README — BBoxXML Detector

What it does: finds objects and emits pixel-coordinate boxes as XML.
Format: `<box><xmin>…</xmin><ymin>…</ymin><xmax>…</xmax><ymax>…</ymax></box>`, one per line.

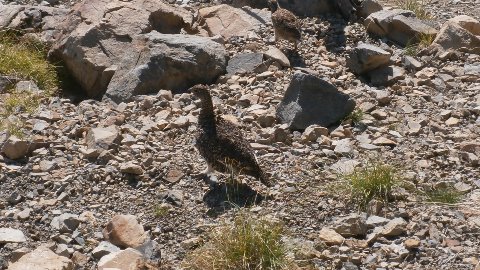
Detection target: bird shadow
<box><xmin>203</xmin><ymin>181</ymin><xmax>264</xmax><ymax>215</ymax></box>
<box><xmin>283</xmin><ymin>49</ymin><xmax>306</xmax><ymax>68</ymax></box>
<box><xmin>321</xmin><ymin>15</ymin><xmax>348</xmax><ymax>54</ymax></box>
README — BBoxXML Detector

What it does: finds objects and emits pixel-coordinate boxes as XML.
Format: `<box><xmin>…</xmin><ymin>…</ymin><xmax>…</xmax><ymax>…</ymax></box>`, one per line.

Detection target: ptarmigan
<box><xmin>189</xmin><ymin>84</ymin><xmax>273</xmax><ymax>187</ymax></box>
<box><xmin>269</xmin><ymin>0</ymin><xmax>302</xmax><ymax>50</ymax></box>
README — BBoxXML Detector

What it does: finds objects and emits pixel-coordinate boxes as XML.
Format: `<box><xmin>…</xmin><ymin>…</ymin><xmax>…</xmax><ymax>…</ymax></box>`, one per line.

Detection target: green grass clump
<box><xmin>184</xmin><ymin>212</ymin><xmax>290</xmax><ymax>270</ymax></box>
<box><xmin>396</xmin><ymin>0</ymin><xmax>431</xmax><ymax>20</ymax></box>
<box><xmin>345</xmin><ymin>162</ymin><xmax>399</xmax><ymax>209</ymax></box>
<box><xmin>0</xmin><ymin>31</ymin><xmax>59</xmax><ymax>94</ymax></box>
<box><xmin>0</xmin><ymin>120</ymin><xmax>25</xmax><ymax>138</ymax></box>
<box><xmin>426</xmin><ymin>186</ymin><xmax>462</xmax><ymax>204</ymax></box>
<box><xmin>343</xmin><ymin>108</ymin><xmax>364</xmax><ymax>126</ymax></box>
<box><xmin>153</xmin><ymin>204</ymin><xmax>170</xmax><ymax>218</ymax></box>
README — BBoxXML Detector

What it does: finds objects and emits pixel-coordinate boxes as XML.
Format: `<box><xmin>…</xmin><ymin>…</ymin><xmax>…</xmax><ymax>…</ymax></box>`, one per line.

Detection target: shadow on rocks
<box><xmin>203</xmin><ymin>182</ymin><xmax>264</xmax><ymax>214</ymax></box>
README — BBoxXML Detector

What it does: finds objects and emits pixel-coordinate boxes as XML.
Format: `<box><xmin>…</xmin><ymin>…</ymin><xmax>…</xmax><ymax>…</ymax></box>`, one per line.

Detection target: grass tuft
<box><xmin>345</xmin><ymin>162</ymin><xmax>399</xmax><ymax>209</ymax></box>
<box><xmin>426</xmin><ymin>186</ymin><xmax>462</xmax><ymax>204</ymax></box>
<box><xmin>153</xmin><ymin>203</ymin><xmax>171</xmax><ymax>218</ymax></box>
<box><xmin>343</xmin><ymin>108</ymin><xmax>364</xmax><ymax>126</ymax></box>
<box><xmin>184</xmin><ymin>211</ymin><xmax>290</xmax><ymax>270</ymax></box>
<box><xmin>396</xmin><ymin>0</ymin><xmax>431</xmax><ymax>20</ymax></box>
<box><xmin>0</xmin><ymin>31</ymin><xmax>59</xmax><ymax>95</ymax></box>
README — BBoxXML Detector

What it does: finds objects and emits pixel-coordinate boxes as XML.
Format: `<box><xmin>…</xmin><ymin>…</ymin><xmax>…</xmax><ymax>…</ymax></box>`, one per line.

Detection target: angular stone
<box><xmin>430</xmin><ymin>21</ymin><xmax>480</xmax><ymax>55</ymax></box>
<box><xmin>92</xmin><ymin>241</ymin><xmax>121</xmax><ymax>259</ymax></box>
<box><xmin>366</xmin><ymin>215</ymin><xmax>390</xmax><ymax>229</ymax></box>
<box><xmin>50</xmin><ymin>213</ymin><xmax>81</xmax><ymax>234</ymax></box>
<box><xmin>381</xmin><ymin>218</ymin><xmax>407</xmax><ymax>236</ymax></box>
<box><xmin>85</xmin><ymin>126</ymin><xmax>120</xmax><ymax>150</ymax></box>
<box><xmin>97</xmin><ymin>248</ymin><xmax>144</xmax><ymax>270</ymax></box>
<box><xmin>333</xmin><ymin>214</ymin><xmax>368</xmax><ymax>237</ymax></box>
<box><xmin>264</xmin><ymin>46</ymin><xmax>290</xmax><ymax>67</ymax></box>
<box><xmin>119</xmin><ymin>162</ymin><xmax>144</xmax><ymax>175</ymax></box>
<box><xmin>227</xmin><ymin>53</ymin><xmax>265</xmax><ymax>75</ymax></box>
<box><xmin>346</xmin><ymin>43</ymin><xmax>391</xmax><ymax>74</ymax></box>
<box><xmin>197</xmin><ymin>5</ymin><xmax>271</xmax><ymax>39</ymax></box>
<box><xmin>447</xmin><ymin>15</ymin><xmax>480</xmax><ymax>36</ymax></box>
<box><xmin>8</xmin><ymin>246</ymin><xmax>73</xmax><ymax>270</ymax></box>
<box><xmin>358</xmin><ymin>0</ymin><xmax>383</xmax><ymax>18</ymax></box>
<box><xmin>404</xmin><ymin>238</ymin><xmax>421</xmax><ymax>249</ymax></box>
<box><xmin>0</xmin><ymin>228</ymin><xmax>27</xmax><ymax>243</ymax></box>
<box><xmin>318</xmin><ymin>227</ymin><xmax>345</xmax><ymax>246</ymax></box>
<box><xmin>302</xmin><ymin>125</ymin><xmax>329</xmax><ymax>142</ymax></box>
<box><xmin>369</xmin><ymin>65</ymin><xmax>406</xmax><ymax>86</ymax></box>
<box><xmin>1</xmin><ymin>136</ymin><xmax>29</xmax><ymax>160</ymax></box>
<box><xmin>276</xmin><ymin>72</ymin><xmax>355</xmax><ymax>130</ymax></box>
<box><xmin>103</xmin><ymin>215</ymin><xmax>148</xmax><ymax>248</ymax></box>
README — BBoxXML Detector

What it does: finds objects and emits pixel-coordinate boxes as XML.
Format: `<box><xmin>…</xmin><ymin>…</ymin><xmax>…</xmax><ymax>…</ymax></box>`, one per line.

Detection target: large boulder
<box><xmin>276</xmin><ymin>72</ymin><xmax>356</xmax><ymax>130</ymax></box>
<box><xmin>365</xmin><ymin>9</ymin><xmax>437</xmax><ymax>46</ymax></box>
<box><xmin>429</xmin><ymin>21</ymin><xmax>480</xmax><ymax>55</ymax></box>
<box><xmin>8</xmin><ymin>246</ymin><xmax>73</xmax><ymax>270</ymax></box>
<box><xmin>196</xmin><ymin>5</ymin><xmax>271</xmax><ymax>39</ymax></box>
<box><xmin>0</xmin><ymin>5</ymin><xmax>68</xmax><ymax>43</ymax></box>
<box><xmin>346</xmin><ymin>43</ymin><xmax>391</xmax><ymax>74</ymax></box>
<box><xmin>103</xmin><ymin>32</ymin><xmax>227</xmax><ymax>103</ymax></box>
<box><xmin>50</xmin><ymin>0</ymin><xmax>194</xmax><ymax>99</ymax></box>
<box><xmin>447</xmin><ymin>15</ymin><xmax>480</xmax><ymax>36</ymax></box>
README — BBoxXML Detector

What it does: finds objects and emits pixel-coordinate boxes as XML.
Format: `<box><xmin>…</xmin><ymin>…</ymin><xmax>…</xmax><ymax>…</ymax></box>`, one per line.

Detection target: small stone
<box><xmin>16</xmin><ymin>208</ymin><xmax>31</xmax><ymax>221</ymax></box>
<box><xmin>333</xmin><ymin>214</ymin><xmax>368</xmax><ymax>237</ymax></box>
<box><xmin>445</xmin><ymin>117</ymin><xmax>460</xmax><ymax>126</ymax></box>
<box><xmin>8</xmin><ymin>246</ymin><xmax>73</xmax><ymax>270</ymax></box>
<box><xmin>119</xmin><ymin>162</ymin><xmax>144</xmax><ymax>175</ymax></box>
<box><xmin>97</xmin><ymin>248</ymin><xmax>144</xmax><ymax>270</ymax></box>
<box><xmin>381</xmin><ymin>218</ymin><xmax>407</xmax><ymax>236</ymax></box>
<box><xmin>0</xmin><ymin>228</ymin><xmax>27</xmax><ymax>243</ymax></box>
<box><xmin>1</xmin><ymin>136</ymin><xmax>29</xmax><ymax>160</ymax></box>
<box><xmin>92</xmin><ymin>241</ymin><xmax>121</xmax><ymax>259</ymax></box>
<box><xmin>366</xmin><ymin>216</ymin><xmax>389</xmax><ymax>229</ymax></box>
<box><xmin>180</xmin><ymin>237</ymin><xmax>202</xmax><ymax>250</ymax></box>
<box><xmin>103</xmin><ymin>215</ymin><xmax>148</xmax><ymax>248</ymax></box>
<box><xmin>404</xmin><ymin>238</ymin><xmax>420</xmax><ymax>249</ymax></box>
<box><xmin>318</xmin><ymin>227</ymin><xmax>345</xmax><ymax>246</ymax></box>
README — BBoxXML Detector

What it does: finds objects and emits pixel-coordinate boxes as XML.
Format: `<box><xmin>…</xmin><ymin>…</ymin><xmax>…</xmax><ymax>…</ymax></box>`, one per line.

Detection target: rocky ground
<box><xmin>0</xmin><ymin>0</ymin><xmax>479</xmax><ymax>269</ymax></box>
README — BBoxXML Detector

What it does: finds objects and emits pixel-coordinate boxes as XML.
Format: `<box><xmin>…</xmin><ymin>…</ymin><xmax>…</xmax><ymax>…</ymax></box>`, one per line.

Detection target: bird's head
<box><xmin>268</xmin><ymin>0</ymin><xmax>279</xmax><ymax>12</ymax></box>
<box><xmin>189</xmin><ymin>84</ymin><xmax>211</xmax><ymax>102</ymax></box>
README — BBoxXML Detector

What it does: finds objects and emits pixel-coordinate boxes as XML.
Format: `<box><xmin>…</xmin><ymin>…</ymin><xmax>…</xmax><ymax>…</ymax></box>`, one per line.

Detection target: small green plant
<box><xmin>426</xmin><ymin>186</ymin><xmax>462</xmax><ymax>204</ymax></box>
<box><xmin>345</xmin><ymin>162</ymin><xmax>399</xmax><ymax>209</ymax></box>
<box><xmin>343</xmin><ymin>108</ymin><xmax>364</xmax><ymax>125</ymax></box>
<box><xmin>404</xmin><ymin>44</ymin><xmax>418</xmax><ymax>56</ymax></box>
<box><xmin>0</xmin><ymin>120</ymin><xmax>25</xmax><ymax>138</ymax></box>
<box><xmin>417</xmin><ymin>32</ymin><xmax>435</xmax><ymax>48</ymax></box>
<box><xmin>396</xmin><ymin>0</ymin><xmax>431</xmax><ymax>20</ymax></box>
<box><xmin>0</xmin><ymin>31</ymin><xmax>59</xmax><ymax>94</ymax></box>
<box><xmin>153</xmin><ymin>204</ymin><xmax>171</xmax><ymax>218</ymax></box>
<box><xmin>184</xmin><ymin>211</ymin><xmax>290</xmax><ymax>270</ymax></box>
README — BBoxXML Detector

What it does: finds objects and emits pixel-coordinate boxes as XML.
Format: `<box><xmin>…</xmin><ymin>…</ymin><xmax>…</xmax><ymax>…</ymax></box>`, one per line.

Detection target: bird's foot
<box><xmin>193</xmin><ymin>173</ymin><xmax>219</xmax><ymax>187</ymax></box>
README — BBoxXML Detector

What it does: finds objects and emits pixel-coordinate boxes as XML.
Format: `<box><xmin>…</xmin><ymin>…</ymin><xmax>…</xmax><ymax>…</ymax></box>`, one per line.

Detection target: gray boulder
<box><xmin>276</xmin><ymin>72</ymin><xmax>356</xmax><ymax>130</ymax></box>
<box><xmin>346</xmin><ymin>43</ymin><xmax>391</xmax><ymax>74</ymax></box>
<box><xmin>50</xmin><ymin>0</ymin><xmax>194</xmax><ymax>99</ymax></box>
<box><xmin>358</xmin><ymin>0</ymin><xmax>383</xmax><ymax>18</ymax></box>
<box><xmin>103</xmin><ymin>32</ymin><xmax>227</xmax><ymax>103</ymax></box>
<box><xmin>429</xmin><ymin>21</ymin><xmax>480</xmax><ymax>55</ymax></box>
<box><xmin>227</xmin><ymin>53</ymin><xmax>265</xmax><ymax>75</ymax></box>
<box><xmin>365</xmin><ymin>9</ymin><xmax>437</xmax><ymax>46</ymax></box>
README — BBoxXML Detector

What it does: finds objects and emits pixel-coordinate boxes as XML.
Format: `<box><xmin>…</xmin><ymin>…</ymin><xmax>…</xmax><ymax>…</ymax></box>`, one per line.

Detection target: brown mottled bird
<box><xmin>269</xmin><ymin>0</ymin><xmax>302</xmax><ymax>50</ymax></box>
<box><xmin>189</xmin><ymin>84</ymin><xmax>273</xmax><ymax>187</ymax></box>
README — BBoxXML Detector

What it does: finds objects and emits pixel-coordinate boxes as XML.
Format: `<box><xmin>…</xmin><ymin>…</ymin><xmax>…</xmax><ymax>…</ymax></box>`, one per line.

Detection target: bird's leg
<box><xmin>294</xmin><ymin>40</ymin><xmax>298</xmax><ymax>51</ymax></box>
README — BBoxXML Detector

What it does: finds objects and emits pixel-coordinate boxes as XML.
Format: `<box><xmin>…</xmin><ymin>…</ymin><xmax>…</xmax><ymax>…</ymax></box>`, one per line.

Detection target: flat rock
<box><xmin>227</xmin><ymin>53</ymin><xmax>265</xmax><ymax>75</ymax></box>
<box><xmin>8</xmin><ymin>246</ymin><xmax>73</xmax><ymax>270</ymax></box>
<box><xmin>333</xmin><ymin>214</ymin><xmax>368</xmax><ymax>237</ymax></box>
<box><xmin>369</xmin><ymin>65</ymin><xmax>406</xmax><ymax>86</ymax></box>
<box><xmin>85</xmin><ymin>126</ymin><xmax>121</xmax><ymax>150</ymax></box>
<box><xmin>430</xmin><ymin>21</ymin><xmax>480</xmax><ymax>55</ymax></box>
<box><xmin>447</xmin><ymin>15</ymin><xmax>480</xmax><ymax>36</ymax></box>
<box><xmin>381</xmin><ymin>218</ymin><xmax>407</xmax><ymax>237</ymax></box>
<box><xmin>276</xmin><ymin>72</ymin><xmax>355</xmax><ymax>130</ymax></box>
<box><xmin>97</xmin><ymin>248</ymin><xmax>144</xmax><ymax>270</ymax></box>
<box><xmin>0</xmin><ymin>228</ymin><xmax>26</xmax><ymax>243</ymax></box>
<box><xmin>1</xmin><ymin>136</ymin><xmax>29</xmax><ymax>160</ymax></box>
<box><xmin>119</xmin><ymin>162</ymin><xmax>144</xmax><ymax>175</ymax></box>
<box><xmin>51</xmin><ymin>213</ymin><xmax>81</xmax><ymax>233</ymax></box>
<box><xmin>92</xmin><ymin>241</ymin><xmax>121</xmax><ymax>259</ymax></box>
<box><xmin>346</xmin><ymin>43</ymin><xmax>391</xmax><ymax>74</ymax></box>
<box><xmin>264</xmin><ymin>46</ymin><xmax>290</xmax><ymax>67</ymax></box>
<box><xmin>318</xmin><ymin>227</ymin><xmax>345</xmax><ymax>246</ymax></box>
<box><xmin>103</xmin><ymin>215</ymin><xmax>148</xmax><ymax>248</ymax></box>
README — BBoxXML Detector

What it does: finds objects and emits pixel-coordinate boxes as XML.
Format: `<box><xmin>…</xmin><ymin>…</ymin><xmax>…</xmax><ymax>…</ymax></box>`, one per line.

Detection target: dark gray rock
<box><xmin>276</xmin><ymin>72</ymin><xmax>356</xmax><ymax>130</ymax></box>
<box><xmin>227</xmin><ymin>53</ymin><xmax>265</xmax><ymax>75</ymax></box>
<box><xmin>369</xmin><ymin>65</ymin><xmax>406</xmax><ymax>86</ymax></box>
<box><xmin>346</xmin><ymin>43</ymin><xmax>391</xmax><ymax>74</ymax></box>
<box><xmin>103</xmin><ymin>32</ymin><xmax>227</xmax><ymax>103</ymax></box>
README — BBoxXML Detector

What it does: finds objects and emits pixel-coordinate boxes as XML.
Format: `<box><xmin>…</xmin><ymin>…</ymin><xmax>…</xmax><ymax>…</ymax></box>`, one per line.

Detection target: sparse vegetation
<box><xmin>426</xmin><ymin>186</ymin><xmax>462</xmax><ymax>204</ymax></box>
<box><xmin>184</xmin><ymin>211</ymin><xmax>290</xmax><ymax>270</ymax></box>
<box><xmin>153</xmin><ymin>204</ymin><xmax>171</xmax><ymax>218</ymax></box>
<box><xmin>0</xmin><ymin>31</ymin><xmax>59</xmax><ymax>137</ymax></box>
<box><xmin>345</xmin><ymin>162</ymin><xmax>399</xmax><ymax>209</ymax></box>
<box><xmin>343</xmin><ymin>108</ymin><xmax>364</xmax><ymax>126</ymax></box>
<box><xmin>396</xmin><ymin>0</ymin><xmax>431</xmax><ymax>20</ymax></box>
<box><xmin>404</xmin><ymin>44</ymin><xmax>418</xmax><ymax>56</ymax></box>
